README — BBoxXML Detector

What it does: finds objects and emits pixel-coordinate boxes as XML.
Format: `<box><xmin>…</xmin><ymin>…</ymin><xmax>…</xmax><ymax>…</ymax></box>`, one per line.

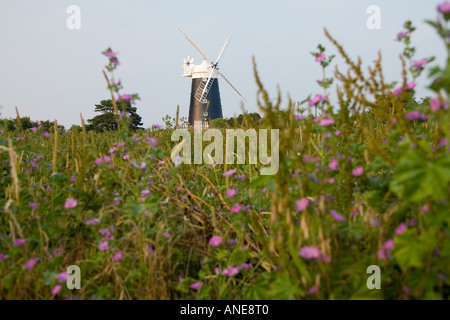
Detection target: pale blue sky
<box><xmin>0</xmin><ymin>0</ymin><xmax>447</xmax><ymax>128</ymax></box>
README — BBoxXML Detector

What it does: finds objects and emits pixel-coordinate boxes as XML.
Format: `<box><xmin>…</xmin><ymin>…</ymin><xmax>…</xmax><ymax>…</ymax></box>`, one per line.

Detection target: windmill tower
<box><xmin>179</xmin><ymin>27</ymin><xmax>247</xmax><ymax>127</ymax></box>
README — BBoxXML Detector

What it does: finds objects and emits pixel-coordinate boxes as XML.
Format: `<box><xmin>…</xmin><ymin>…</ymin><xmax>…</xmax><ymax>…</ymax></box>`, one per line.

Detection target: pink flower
<box><xmin>222</xmin><ymin>169</ymin><xmax>237</xmax><ymax>177</ymax></box>
<box><xmin>429</xmin><ymin>99</ymin><xmax>449</xmax><ymax>112</ymax></box>
<box><xmin>294</xmin><ymin>115</ymin><xmax>304</xmax><ymax>121</ymax></box>
<box><xmin>141</xmin><ymin>189</ymin><xmax>152</xmax><ymax>196</ymax></box>
<box><xmin>383</xmin><ymin>239</ymin><xmax>394</xmax><ymax>251</ymax></box>
<box><xmin>24</xmin><ymin>258</ymin><xmax>38</xmax><ymax>270</ymax></box>
<box><xmin>329</xmin><ymin>157</ymin><xmax>339</xmax><ymax>170</ymax></box>
<box><xmin>371</xmin><ymin>219</ymin><xmax>381</xmax><ymax>227</ymax></box>
<box><xmin>14</xmin><ymin>239</ymin><xmax>26</xmax><ymax>247</ymax></box>
<box><xmin>226</xmin><ymin>188</ymin><xmax>236</xmax><ymax>197</ymax></box>
<box><xmin>307</xmin><ymin>285</ymin><xmax>318</xmax><ymax>295</ymax></box>
<box><xmin>147</xmin><ymin>137</ymin><xmax>158</xmax><ymax>147</ymax></box>
<box><xmin>315</xmin><ymin>53</ymin><xmax>326</xmax><ymax>62</ymax></box>
<box><xmin>393</xmin><ymin>87</ymin><xmax>403</xmax><ymax>97</ymax></box>
<box><xmin>222</xmin><ymin>265</ymin><xmax>240</xmax><ymax>277</ymax></box>
<box><xmin>164</xmin><ymin>233</ymin><xmax>171</xmax><ymax>238</ymax></box>
<box><xmin>352</xmin><ymin>167</ymin><xmax>364</xmax><ymax>176</ymax></box>
<box><xmin>405</xmin><ymin>111</ymin><xmax>428</xmax><ymax>121</ymax></box>
<box><xmin>335</xmin><ymin>130</ymin><xmax>341</xmax><ymax>136</ymax></box>
<box><xmin>56</xmin><ymin>272</ymin><xmax>70</xmax><ymax>283</ymax></box>
<box><xmin>299</xmin><ymin>245</ymin><xmax>321</xmax><ymax>259</ymax></box>
<box><xmin>406</xmin><ymin>82</ymin><xmax>417</xmax><ymax>90</ymax></box>
<box><xmin>230</xmin><ymin>204</ymin><xmax>244</xmax><ymax>213</ymax></box>
<box><xmin>309</xmin><ymin>94</ymin><xmax>327</xmax><ymax>107</ymax></box>
<box><xmin>98</xmin><ymin>241</ymin><xmax>109</xmax><ymax>251</ymax></box>
<box><xmin>113</xmin><ymin>251</ymin><xmax>123</xmax><ymax>262</ymax></box>
<box><xmin>397</xmin><ymin>31</ymin><xmax>410</xmax><ymax>39</ymax></box>
<box><xmin>295</xmin><ymin>198</ymin><xmax>310</xmax><ymax>211</ymax></box>
<box><xmin>30</xmin><ymin>127</ymin><xmax>38</xmax><ymax>133</ymax></box>
<box><xmin>158</xmin><ymin>160</ymin><xmax>164</xmax><ymax>165</ymax></box>
<box><xmin>328</xmin><ymin>178</ymin><xmax>335</xmax><ymax>184</ymax></box>
<box><xmin>330</xmin><ymin>210</ymin><xmax>346</xmax><ymax>222</ymax></box>
<box><xmin>123</xmin><ymin>154</ymin><xmax>130</xmax><ymax>160</ymax></box>
<box><xmin>209</xmin><ymin>236</ymin><xmax>222</xmax><ymax>247</ymax></box>
<box><xmin>29</xmin><ymin>202</ymin><xmax>39</xmax><ymax>210</ymax></box>
<box><xmin>103</xmin><ymin>156</ymin><xmax>112</xmax><ymax>163</ymax></box>
<box><xmin>0</xmin><ymin>253</ymin><xmax>8</xmax><ymax>261</ymax></box>
<box><xmin>51</xmin><ymin>284</ymin><xmax>62</xmax><ymax>295</ymax></box>
<box><xmin>109</xmin><ymin>146</ymin><xmax>117</xmax><ymax>153</ymax></box>
<box><xmin>190</xmin><ymin>282</ymin><xmax>204</xmax><ymax>290</ymax></box>
<box><xmin>104</xmin><ymin>49</ymin><xmax>118</xmax><ymax>58</ymax></box>
<box><xmin>395</xmin><ymin>223</ymin><xmax>407</xmax><ymax>235</ymax></box>
<box><xmin>95</xmin><ymin>158</ymin><xmax>103</xmax><ymax>165</ymax></box>
<box><xmin>43</xmin><ymin>131</ymin><xmax>50</xmax><ymax>138</ymax></box>
<box><xmin>64</xmin><ymin>198</ymin><xmax>77</xmax><ymax>209</ymax></box>
<box><xmin>117</xmin><ymin>141</ymin><xmax>125</xmax><ymax>147</ymax></box>
<box><xmin>85</xmin><ymin>218</ymin><xmax>100</xmax><ymax>225</ymax></box>
<box><xmin>438</xmin><ymin>1</ymin><xmax>450</xmax><ymax>13</ymax></box>
<box><xmin>319</xmin><ymin>118</ymin><xmax>334</xmax><ymax>126</ymax></box>
<box><xmin>413</xmin><ymin>59</ymin><xmax>428</xmax><ymax>69</ymax></box>
<box><xmin>378</xmin><ymin>239</ymin><xmax>394</xmax><ymax>260</ymax></box>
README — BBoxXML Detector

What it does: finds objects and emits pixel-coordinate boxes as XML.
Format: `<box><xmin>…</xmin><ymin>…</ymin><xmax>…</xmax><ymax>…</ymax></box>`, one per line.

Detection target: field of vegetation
<box><xmin>0</xmin><ymin>4</ymin><xmax>449</xmax><ymax>300</ymax></box>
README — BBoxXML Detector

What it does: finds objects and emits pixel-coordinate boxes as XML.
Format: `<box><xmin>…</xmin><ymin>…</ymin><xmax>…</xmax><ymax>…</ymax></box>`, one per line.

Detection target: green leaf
<box><xmin>390</xmin><ymin>149</ymin><xmax>450</xmax><ymax>202</ymax></box>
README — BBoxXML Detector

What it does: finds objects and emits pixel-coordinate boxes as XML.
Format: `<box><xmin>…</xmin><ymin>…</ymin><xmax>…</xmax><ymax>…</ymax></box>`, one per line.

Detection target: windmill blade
<box><xmin>178</xmin><ymin>26</ymin><xmax>213</xmax><ymax>66</ymax></box>
<box><xmin>217</xmin><ymin>70</ymin><xmax>248</xmax><ymax>104</ymax></box>
<box><xmin>215</xmin><ymin>34</ymin><xmax>231</xmax><ymax>66</ymax></box>
<box><xmin>195</xmin><ymin>69</ymin><xmax>216</xmax><ymax>103</ymax></box>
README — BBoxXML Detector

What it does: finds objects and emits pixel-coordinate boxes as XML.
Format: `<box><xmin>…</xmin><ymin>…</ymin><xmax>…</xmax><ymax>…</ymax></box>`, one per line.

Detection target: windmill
<box><xmin>179</xmin><ymin>27</ymin><xmax>247</xmax><ymax>127</ymax></box>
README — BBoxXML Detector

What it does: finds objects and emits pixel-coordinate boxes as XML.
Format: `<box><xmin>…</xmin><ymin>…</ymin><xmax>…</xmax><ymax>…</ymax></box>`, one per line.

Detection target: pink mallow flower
<box><xmin>378</xmin><ymin>239</ymin><xmax>394</xmax><ymax>260</ymax></box>
<box><xmin>352</xmin><ymin>167</ymin><xmax>364</xmax><ymax>176</ymax></box>
<box><xmin>299</xmin><ymin>245</ymin><xmax>321</xmax><ymax>259</ymax></box>
<box><xmin>222</xmin><ymin>169</ymin><xmax>237</xmax><ymax>177</ymax></box>
<box><xmin>405</xmin><ymin>111</ymin><xmax>428</xmax><ymax>121</ymax></box>
<box><xmin>56</xmin><ymin>272</ymin><xmax>71</xmax><ymax>283</ymax></box>
<box><xmin>24</xmin><ymin>258</ymin><xmax>38</xmax><ymax>270</ymax></box>
<box><xmin>14</xmin><ymin>238</ymin><xmax>26</xmax><ymax>247</ymax></box>
<box><xmin>395</xmin><ymin>223</ymin><xmax>407</xmax><ymax>235</ymax></box>
<box><xmin>295</xmin><ymin>198</ymin><xmax>310</xmax><ymax>212</ymax></box>
<box><xmin>393</xmin><ymin>82</ymin><xmax>417</xmax><ymax>97</ymax></box>
<box><xmin>209</xmin><ymin>236</ymin><xmax>222</xmax><ymax>247</ymax></box>
<box><xmin>190</xmin><ymin>282</ymin><xmax>204</xmax><ymax>290</ymax></box>
<box><xmin>429</xmin><ymin>99</ymin><xmax>449</xmax><ymax>112</ymax></box>
<box><xmin>309</xmin><ymin>94</ymin><xmax>327</xmax><ymax>107</ymax></box>
<box><xmin>230</xmin><ymin>204</ymin><xmax>244</xmax><ymax>213</ymax></box>
<box><xmin>329</xmin><ymin>157</ymin><xmax>339</xmax><ymax>171</ymax></box>
<box><xmin>222</xmin><ymin>265</ymin><xmax>240</xmax><ymax>277</ymax></box>
<box><xmin>51</xmin><ymin>284</ymin><xmax>62</xmax><ymax>295</ymax></box>
<box><xmin>226</xmin><ymin>188</ymin><xmax>236</xmax><ymax>197</ymax></box>
<box><xmin>413</xmin><ymin>59</ymin><xmax>428</xmax><ymax>69</ymax></box>
<box><xmin>113</xmin><ymin>251</ymin><xmax>123</xmax><ymax>262</ymax></box>
<box><xmin>438</xmin><ymin>1</ymin><xmax>450</xmax><ymax>13</ymax></box>
<box><xmin>64</xmin><ymin>198</ymin><xmax>77</xmax><ymax>209</ymax></box>
<box><xmin>85</xmin><ymin>218</ymin><xmax>100</xmax><ymax>225</ymax></box>
<box><xmin>315</xmin><ymin>53</ymin><xmax>326</xmax><ymax>63</ymax></box>
<box><xmin>98</xmin><ymin>241</ymin><xmax>109</xmax><ymax>251</ymax></box>
<box><xmin>330</xmin><ymin>210</ymin><xmax>346</xmax><ymax>222</ymax></box>
<box><xmin>397</xmin><ymin>31</ymin><xmax>410</xmax><ymax>39</ymax></box>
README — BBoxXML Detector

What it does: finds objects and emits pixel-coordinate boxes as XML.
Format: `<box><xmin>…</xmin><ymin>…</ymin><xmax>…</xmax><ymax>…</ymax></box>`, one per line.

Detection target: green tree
<box><xmin>87</xmin><ymin>99</ymin><xmax>143</xmax><ymax>132</ymax></box>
